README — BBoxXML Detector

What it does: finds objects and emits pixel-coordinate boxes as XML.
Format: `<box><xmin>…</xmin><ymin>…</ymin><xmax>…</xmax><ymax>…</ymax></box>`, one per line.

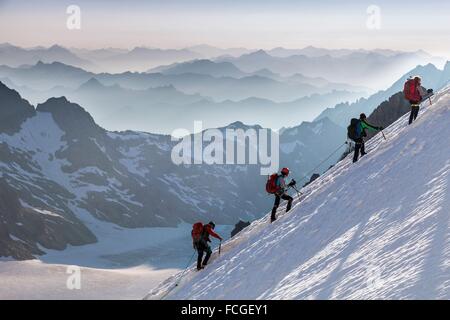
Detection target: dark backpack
<box><xmin>266</xmin><ymin>174</ymin><xmax>280</xmax><ymax>194</ymax></box>
<box><xmin>191</xmin><ymin>222</ymin><xmax>204</xmax><ymax>243</ymax></box>
<box><xmin>347</xmin><ymin>118</ymin><xmax>361</xmax><ymax>141</ymax></box>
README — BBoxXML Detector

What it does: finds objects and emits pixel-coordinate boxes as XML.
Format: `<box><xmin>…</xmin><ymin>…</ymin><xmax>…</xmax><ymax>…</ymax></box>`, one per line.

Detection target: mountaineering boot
<box><xmin>197</xmin><ymin>265</ymin><xmax>204</xmax><ymax>271</ymax></box>
<box><xmin>270</xmin><ymin>207</ymin><xmax>277</xmax><ymax>223</ymax></box>
<box><xmin>286</xmin><ymin>199</ymin><xmax>293</xmax><ymax>212</ymax></box>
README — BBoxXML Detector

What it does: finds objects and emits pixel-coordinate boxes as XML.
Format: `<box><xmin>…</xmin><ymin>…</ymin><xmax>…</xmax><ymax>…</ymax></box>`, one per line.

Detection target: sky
<box><xmin>1</xmin><ymin>0</ymin><xmax>450</xmax><ymax>56</ymax></box>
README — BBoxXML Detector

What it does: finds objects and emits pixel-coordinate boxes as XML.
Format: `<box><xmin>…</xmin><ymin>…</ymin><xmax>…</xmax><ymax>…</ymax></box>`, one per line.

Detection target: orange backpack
<box><xmin>266</xmin><ymin>174</ymin><xmax>280</xmax><ymax>194</ymax></box>
<box><xmin>191</xmin><ymin>222</ymin><xmax>204</xmax><ymax>243</ymax></box>
<box><xmin>403</xmin><ymin>78</ymin><xmax>416</xmax><ymax>101</ymax></box>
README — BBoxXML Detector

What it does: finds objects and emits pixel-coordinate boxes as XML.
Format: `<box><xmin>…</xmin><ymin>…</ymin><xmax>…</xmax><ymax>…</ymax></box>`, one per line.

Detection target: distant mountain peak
<box><xmin>36</xmin><ymin>96</ymin><xmax>103</xmax><ymax>137</ymax></box>
<box><xmin>148</xmin><ymin>58</ymin><xmax>244</xmax><ymax>77</ymax></box>
<box><xmin>442</xmin><ymin>60</ymin><xmax>450</xmax><ymax>73</ymax></box>
<box><xmin>36</xmin><ymin>96</ymin><xmax>92</xmax><ymax>120</ymax></box>
<box><xmin>130</xmin><ymin>46</ymin><xmax>147</xmax><ymax>52</ymax></box>
<box><xmin>303</xmin><ymin>45</ymin><xmax>319</xmax><ymax>50</ymax></box>
<box><xmin>0</xmin><ymin>42</ymin><xmax>14</xmax><ymax>48</ymax></box>
<box><xmin>41</xmin><ymin>96</ymin><xmax>70</xmax><ymax>104</ymax></box>
<box><xmin>78</xmin><ymin>77</ymin><xmax>104</xmax><ymax>90</ymax></box>
<box><xmin>249</xmin><ymin>49</ymin><xmax>270</xmax><ymax>57</ymax></box>
<box><xmin>31</xmin><ymin>60</ymin><xmax>87</xmax><ymax>73</ymax></box>
<box><xmin>48</xmin><ymin>44</ymin><xmax>69</xmax><ymax>52</ymax></box>
<box><xmin>240</xmin><ymin>49</ymin><xmax>272</xmax><ymax>60</ymax></box>
<box><xmin>223</xmin><ymin>121</ymin><xmax>263</xmax><ymax>130</ymax></box>
<box><xmin>0</xmin><ymin>81</ymin><xmax>35</xmax><ymax>134</ymax></box>
<box><xmin>0</xmin><ymin>80</ymin><xmax>21</xmax><ymax>97</ymax></box>
<box><xmin>253</xmin><ymin>68</ymin><xmax>277</xmax><ymax>75</ymax></box>
<box><xmin>158</xmin><ymin>84</ymin><xmax>177</xmax><ymax>90</ymax></box>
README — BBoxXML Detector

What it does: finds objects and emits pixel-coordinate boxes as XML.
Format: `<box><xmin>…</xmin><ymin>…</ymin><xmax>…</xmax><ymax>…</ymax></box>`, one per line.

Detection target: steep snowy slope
<box><xmin>146</xmin><ymin>86</ymin><xmax>450</xmax><ymax>300</ymax></box>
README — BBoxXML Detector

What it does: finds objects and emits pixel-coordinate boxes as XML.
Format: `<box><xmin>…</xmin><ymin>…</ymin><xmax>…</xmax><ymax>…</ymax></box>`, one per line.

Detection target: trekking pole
<box><xmin>381</xmin><ymin>130</ymin><xmax>387</xmax><ymax>141</ymax></box>
<box><xmin>291</xmin><ymin>185</ymin><xmax>303</xmax><ymax>197</ymax></box>
<box><xmin>219</xmin><ymin>240</ymin><xmax>222</xmax><ymax>255</ymax></box>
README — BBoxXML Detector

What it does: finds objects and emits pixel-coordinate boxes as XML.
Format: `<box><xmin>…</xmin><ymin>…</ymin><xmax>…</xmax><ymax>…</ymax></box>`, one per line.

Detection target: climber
<box><xmin>269</xmin><ymin>167</ymin><xmax>296</xmax><ymax>223</ymax></box>
<box><xmin>403</xmin><ymin>76</ymin><xmax>428</xmax><ymax>125</ymax></box>
<box><xmin>347</xmin><ymin>113</ymin><xmax>382</xmax><ymax>163</ymax></box>
<box><xmin>191</xmin><ymin>221</ymin><xmax>222</xmax><ymax>270</ymax></box>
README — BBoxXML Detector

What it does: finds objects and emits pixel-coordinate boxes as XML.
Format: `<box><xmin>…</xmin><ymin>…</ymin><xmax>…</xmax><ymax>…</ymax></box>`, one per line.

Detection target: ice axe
<box><xmin>219</xmin><ymin>240</ymin><xmax>222</xmax><ymax>255</ymax></box>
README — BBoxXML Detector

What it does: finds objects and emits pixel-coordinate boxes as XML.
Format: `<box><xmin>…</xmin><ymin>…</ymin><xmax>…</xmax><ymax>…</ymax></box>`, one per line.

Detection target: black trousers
<box><xmin>353</xmin><ymin>138</ymin><xmax>365</xmax><ymax>163</ymax></box>
<box><xmin>409</xmin><ymin>104</ymin><xmax>420</xmax><ymax>124</ymax></box>
<box><xmin>196</xmin><ymin>242</ymin><xmax>212</xmax><ymax>268</ymax></box>
<box><xmin>271</xmin><ymin>193</ymin><xmax>293</xmax><ymax>221</ymax></box>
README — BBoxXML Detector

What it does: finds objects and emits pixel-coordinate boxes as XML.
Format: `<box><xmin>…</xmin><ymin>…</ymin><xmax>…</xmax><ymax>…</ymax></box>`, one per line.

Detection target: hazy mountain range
<box><xmin>0</xmin><ymin>61</ymin><xmax>365</xmax><ymax>133</ymax></box>
<box><xmin>1</xmin><ymin>43</ymin><xmax>445</xmax><ymax>88</ymax></box>
<box><xmin>1</xmin><ymin>43</ymin><xmax>445</xmax><ymax>134</ymax></box>
<box><xmin>0</xmin><ymin>43</ymin><xmax>95</xmax><ymax>70</ymax></box>
<box><xmin>217</xmin><ymin>49</ymin><xmax>445</xmax><ymax>88</ymax></box>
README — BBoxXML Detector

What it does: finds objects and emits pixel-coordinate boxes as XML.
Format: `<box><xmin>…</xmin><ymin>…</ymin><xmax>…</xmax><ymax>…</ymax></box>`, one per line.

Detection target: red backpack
<box><xmin>266</xmin><ymin>174</ymin><xmax>280</xmax><ymax>194</ymax></box>
<box><xmin>403</xmin><ymin>78</ymin><xmax>416</xmax><ymax>101</ymax></box>
<box><xmin>191</xmin><ymin>222</ymin><xmax>204</xmax><ymax>242</ymax></box>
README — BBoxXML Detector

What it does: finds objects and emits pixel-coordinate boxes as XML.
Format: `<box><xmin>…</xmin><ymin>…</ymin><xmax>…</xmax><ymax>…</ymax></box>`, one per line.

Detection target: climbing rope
<box><xmin>296</xmin><ymin>141</ymin><xmax>348</xmax><ymax>186</ymax></box>
<box><xmin>160</xmin><ymin>250</ymin><xmax>196</xmax><ymax>300</ymax></box>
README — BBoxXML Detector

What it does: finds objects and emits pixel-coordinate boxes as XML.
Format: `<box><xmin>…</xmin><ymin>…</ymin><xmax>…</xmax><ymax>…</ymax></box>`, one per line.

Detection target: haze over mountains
<box><xmin>0</xmin><ymin>61</ymin><xmax>363</xmax><ymax>133</ymax></box>
<box><xmin>217</xmin><ymin>49</ymin><xmax>444</xmax><ymax>88</ymax></box>
<box><xmin>0</xmin><ymin>43</ymin><xmax>446</xmax><ymax>134</ymax></box>
<box><xmin>1</xmin><ymin>43</ymin><xmax>444</xmax><ymax>84</ymax></box>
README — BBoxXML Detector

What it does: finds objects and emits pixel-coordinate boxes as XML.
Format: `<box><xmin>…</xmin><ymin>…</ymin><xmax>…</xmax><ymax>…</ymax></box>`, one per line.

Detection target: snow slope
<box><xmin>146</xmin><ymin>86</ymin><xmax>450</xmax><ymax>300</ymax></box>
<box><xmin>0</xmin><ymin>260</ymin><xmax>177</xmax><ymax>300</ymax></box>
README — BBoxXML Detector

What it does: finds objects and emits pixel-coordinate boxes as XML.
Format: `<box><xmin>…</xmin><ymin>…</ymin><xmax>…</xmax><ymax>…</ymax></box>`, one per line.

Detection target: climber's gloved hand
<box><xmin>288</xmin><ymin>179</ymin><xmax>296</xmax><ymax>187</ymax></box>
